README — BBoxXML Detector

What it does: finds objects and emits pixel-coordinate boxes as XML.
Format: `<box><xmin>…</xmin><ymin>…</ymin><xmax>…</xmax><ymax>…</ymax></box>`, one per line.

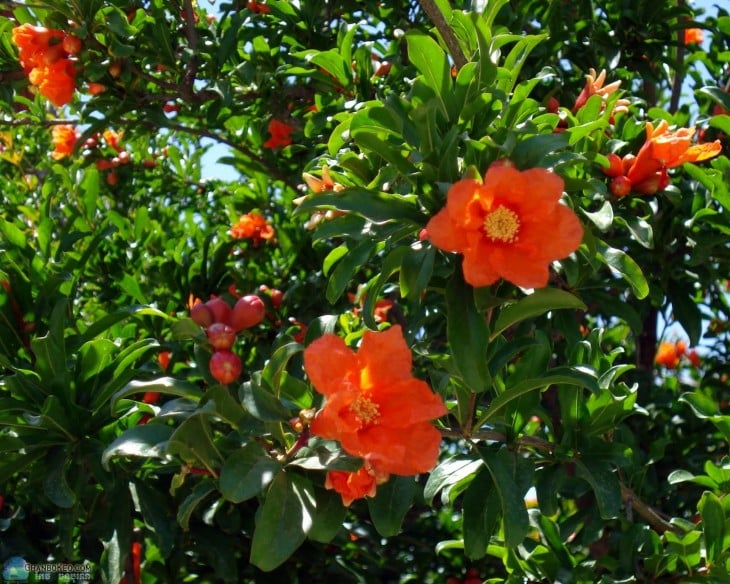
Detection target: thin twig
<box><xmin>417</xmin><ymin>0</ymin><xmax>468</xmax><ymax>69</ymax></box>
<box><xmin>620</xmin><ymin>483</ymin><xmax>683</xmax><ymax>534</ymax></box>
<box><xmin>670</xmin><ymin>2</ymin><xmax>688</xmax><ymax>114</ymax></box>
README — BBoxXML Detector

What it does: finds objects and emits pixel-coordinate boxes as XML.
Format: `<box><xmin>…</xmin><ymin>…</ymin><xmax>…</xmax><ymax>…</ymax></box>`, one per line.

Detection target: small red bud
<box><xmin>609</xmin><ymin>175</ymin><xmax>632</xmax><ymax>197</ymax></box>
<box><xmin>602</xmin><ymin>153</ymin><xmax>624</xmax><ymax>178</ymax></box>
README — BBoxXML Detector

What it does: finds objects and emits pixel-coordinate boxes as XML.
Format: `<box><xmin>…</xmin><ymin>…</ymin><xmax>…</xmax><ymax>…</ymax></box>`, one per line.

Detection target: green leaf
<box><xmin>480</xmin><ymin>367</ymin><xmax>599</xmax><ymax>424</ymax></box>
<box><xmin>101</xmin><ymin>424</ymin><xmax>175</xmax><ymax>469</ymax></box>
<box><xmin>698</xmin><ymin>491</ymin><xmax>725</xmax><ymax>564</ymax></box>
<box><xmin>424</xmin><ymin>457</ymin><xmax>483</xmax><ymax>505</ymax></box>
<box><xmin>296</xmin><ymin>189</ymin><xmax>424</xmax><ymax>225</ymax></box>
<box><xmin>219</xmin><ymin>442</ymin><xmax>282</xmax><ymax>503</ymax></box>
<box><xmin>406</xmin><ymin>31</ymin><xmax>451</xmax><ymax>119</ymax></box>
<box><xmin>133</xmin><ymin>480</ymin><xmax>177</xmax><ymax>557</ymax></box>
<box><xmin>575</xmin><ymin>459</ymin><xmax>621</xmax><ymax>519</ymax></box>
<box><xmin>325</xmin><ymin>239</ymin><xmax>376</xmax><ymax>304</ymax></box>
<box><xmin>43</xmin><ymin>448</ymin><xmax>76</xmax><ymax>508</ymax></box>
<box><xmin>177</xmin><ymin>479</ymin><xmax>216</xmax><ymax>531</ymax></box>
<box><xmin>462</xmin><ymin>468</ymin><xmax>501</xmax><ymax>559</ymax></box>
<box><xmin>250</xmin><ymin>472</ymin><xmax>315</xmax><ymax>571</ymax></box>
<box><xmin>308</xmin><ymin>488</ymin><xmax>347</xmax><ymax>543</ymax></box>
<box><xmin>261</xmin><ymin>342</ymin><xmax>304</xmax><ymax>396</ymax></box>
<box><xmin>167</xmin><ymin>414</ymin><xmax>223</xmax><ymax>469</ymax></box>
<box><xmin>446</xmin><ymin>274</ymin><xmax>490</xmax><ymax>393</ymax></box>
<box><xmin>367</xmin><ymin>475</ymin><xmax>417</xmax><ymax>537</ymax></box>
<box><xmin>491</xmin><ymin>288</ymin><xmax>586</xmax><ymax>339</ymax></box>
<box><xmin>595</xmin><ymin>240</ymin><xmax>649</xmax><ymax>299</ymax></box>
<box><xmin>310</xmin><ymin>49</ymin><xmax>351</xmax><ymax>87</ymax></box>
<box><xmin>241</xmin><ymin>375</ymin><xmax>293</xmax><ymax>422</ymax></box>
<box><xmin>667</xmin><ymin>285</ymin><xmax>703</xmax><ymax>346</ymax></box>
<box><xmin>0</xmin><ymin>218</ymin><xmax>27</xmax><ymax>249</ymax></box>
<box><xmin>110</xmin><ymin>377</ymin><xmax>203</xmax><ymax>412</ymax></box>
<box><xmin>479</xmin><ymin>448</ymin><xmax>530</xmax><ymax>547</ymax></box>
<box><xmin>399</xmin><ymin>244</ymin><xmax>435</xmax><ymax>302</ymax></box>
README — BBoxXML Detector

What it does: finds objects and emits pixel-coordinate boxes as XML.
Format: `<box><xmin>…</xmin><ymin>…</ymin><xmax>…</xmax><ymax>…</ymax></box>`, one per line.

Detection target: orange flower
<box><xmin>325</xmin><ymin>463</ymin><xmax>389</xmax><ymax>506</ymax></box>
<box><xmin>304</xmin><ymin>326</ymin><xmax>447</xmax><ymax>475</ymax></box>
<box><xmin>11</xmin><ymin>24</ymin><xmax>65</xmax><ymax>71</ymax></box>
<box><xmin>426</xmin><ymin>165</ymin><xmax>583</xmax><ymax>289</ymax></box>
<box><xmin>230</xmin><ymin>211</ymin><xmax>275</xmax><ymax>246</ymax></box>
<box><xmin>12</xmin><ymin>24</ymin><xmax>79</xmax><ymax>106</ymax></box>
<box><xmin>263</xmin><ymin>119</ymin><xmax>293</xmax><ymax>149</ymax></box>
<box><xmin>103</xmin><ymin>129</ymin><xmax>124</xmax><ymax>152</ymax></box>
<box><xmin>27</xmin><ymin>58</ymin><xmax>77</xmax><ymax>107</ymax></box>
<box><xmin>87</xmin><ymin>82</ymin><xmax>106</xmax><ymax>95</ymax></box>
<box><xmin>573</xmin><ymin>68</ymin><xmax>630</xmax><ymax>116</ymax></box>
<box><xmin>655</xmin><ymin>341</ymin><xmax>681</xmax><ymax>369</ymax></box>
<box><xmin>247</xmin><ymin>0</ymin><xmax>271</xmax><ymax>13</ymax></box>
<box><xmin>51</xmin><ymin>124</ymin><xmax>78</xmax><ymax>160</ymax></box>
<box><xmin>684</xmin><ymin>28</ymin><xmax>704</xmax><ymax>45</ymax></box>
<box><xmin>627</xmin><ymin>120</ymin><xmax>722</xmax><ymax>186</ymax></box>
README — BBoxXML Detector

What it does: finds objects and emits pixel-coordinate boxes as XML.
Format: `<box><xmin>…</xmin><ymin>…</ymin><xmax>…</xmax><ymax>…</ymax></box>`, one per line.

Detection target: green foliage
<box><xmin>1</xmin><ymin>0</ymin><xmax>729</xmax><ymax>582</ymax></box>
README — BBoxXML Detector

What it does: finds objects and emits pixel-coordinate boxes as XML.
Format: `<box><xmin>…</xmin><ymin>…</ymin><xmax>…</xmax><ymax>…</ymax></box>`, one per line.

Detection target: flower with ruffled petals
<box><xmin>304</xmin><ymin>326</ymin><xmax>447</xmax><ymax>475</ymax></box>
<box><xmin>263</xmin><ymin>119</ymin><xmax>293</xmax><ymax>149</ymax></box>
<box><xmin>626</xmin><ymin>120</ymin><xmax>722</xmax><ymax>187</ymax></box>
<box><xmin>325</xmin><ymin>463</ymin><xmax>389</xmax><ymax>506</ymax></box>
<box><xmin>28</xmin><ymin>58</ymin><xmax>77</xmax><ymax>106</ymax></box>
<box><xmin>426</xmin><ymin>165</ymin><xmax>583</xmax><ymax>289</ymax></box>
<box><xmin>12</xmin><ymin>24</ymin><xmax>79</xmax><ymax>106</ymax></box>
<box><xmin>11</xmin><ymin>24</ymin><xmax>65</xmax><ymax>71</ymax></box>
<box><xmin>51</xmin><ymin>124</ymin><xmax>79</xmax><ymax>160</ymax></box>
<box><xmin>655</xmin><ymin>342</ymin><xmax>681</xmax><ymax>369</ymax></box>
<box><xmin>684</xmin><ymin>28</ymin><xmax>704</xmax><ymax>45</ymax></box>
<box><xmin>230</xmin><ymin>211</ymin><xmax>275</xmax><ymax>246</ymax></box>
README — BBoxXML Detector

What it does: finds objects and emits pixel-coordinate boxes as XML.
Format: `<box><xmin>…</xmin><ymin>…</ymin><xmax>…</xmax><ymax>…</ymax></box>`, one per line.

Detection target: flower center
<box><xmin>350</xmin><ymin>394</ymin><xmax>380</xmax><ymax>426</ymax></box>
<box><xmin>483</xmin><ymin>205</ymin><xmax>520</xmax><ymax>243</ymax></box>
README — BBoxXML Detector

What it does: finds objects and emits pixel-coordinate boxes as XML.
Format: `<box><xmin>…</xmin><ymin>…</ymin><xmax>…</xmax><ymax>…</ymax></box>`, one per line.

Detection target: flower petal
<box><xmin>360</xmin><ymin>423</ymin><xmax>443</xmax><ymax>475</ymax></box>
<box><xmin>357</xmin><ymin>325</ymin><xmax>413</xmax><ymax>390</ymax></box>
<box><xmin>426</xmin><ymin>207</ymin><xmax>468</xmax><ymax>252</ymax></box>
<box><xmin>303</xmin><ymin>334</ymin><xmax>357</xmax><ymax>396</ymax></box>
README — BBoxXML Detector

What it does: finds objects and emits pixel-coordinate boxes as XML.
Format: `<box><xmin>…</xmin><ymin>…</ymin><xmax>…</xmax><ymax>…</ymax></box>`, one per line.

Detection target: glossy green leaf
<box><xmin>110</xmin><ymin>377</ymin><xmax>203</xmax><ymax>412</ymax></box>
<box><xmin>325</xmin><ymin>239</ymin><xmax>376</xmax><ymax>304</ymax></box>
<box><xmin>167</xmin><ymin>414</ymin><xmax>223</xmax><ymax>469</ymax></box>
<box><xmin>219</xmin><ymin>442</ymin><xmax>282</xmax><ymax>503</ymax></box>
<box><xmin>480</xmin><ymin>366</ymin><xmax>599</xmax><ymax>424</ymax></box>
<box><xmin>491</xmin><ymin>288</ymin><xmax>586</xmax><ymax>340</ymax></box>
<box><xmin>296</xmin><ymin>189</ymin><xmax>424</xmax><ymax>225</ymax></box>
<box><xmin>698</xmin><ymin>491</ymin><xmax>725</xmax><ymax>563</ymax></box>
<box><xmin>446</xmin><ymin>274</ymin><xmax>490</xmax><ymax>393</ymax></box>
<box><xmin>250</xmin><ymin>472</ymin><xmax>315</xmax><ymax>571</ymax></box>
<box><xmin>177</xmin><ymin>479</ymin><xmax>216</xmax><ymax>531</ymax></box>
<box><xmin>480</xmin><ymin>448</ymin><xmax>530</xmax><ymax>547</ymax></box>
<box><xmin>406</xmin><ymin>31</ymin><xmax>451</xmax><ymax>119</ymax></box>
<box><xmin>101</xmin><ymin>424</ymin><xmax>175</xmax><ymax>469</ymax></box>
<box><xmin>367</xmin><ymin>475</ymin><xmax>417</xmax><ymax>537</ymax></box>
<box><xmin>462</xmin><ymin>468</ymin><xmax>501</xmax><ymax>559</ymax></box>
<box><xmin>308</xmin><ymin>488</ymin><xmax>347</xmax><ymax>544</ymax></box>
<box><xmin>575</xmin><ymin>459</ymin><xmax>621</xmax><ymax>519</ymax></box>
<box><xmin>595</xmin><ymin>240</ymin><xmax>649</xmax><ymax>299</ymax></box>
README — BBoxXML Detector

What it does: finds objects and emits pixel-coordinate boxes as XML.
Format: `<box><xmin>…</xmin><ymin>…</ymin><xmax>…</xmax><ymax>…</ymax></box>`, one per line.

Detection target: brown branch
<box><xmin>133</xmin><ymin>117</ymin><xmax>297</xmax><ymax>188</ymax></box>
<box><xmin>670</xmin><ymin>1</ymin><xmax>688</xmax><ymax>114</ymax></box>
<box><xmin>0</xmin><ymin>117</ymin><xmax>81</xmax><ymax>127</ymax></box>
<box><xmin>181</xmin><ymin>0</ymin><xmax>200</xmax><ymax>101</ymax></box>
<box><xmin>620</xmin><ymin>483</ymin><xmax>683</xmax><ymax>534</ymax></box>
<box><xmin>417</xmin><ymin>0</ymin><xmax>468</xmax><ymax>70</ymax></box>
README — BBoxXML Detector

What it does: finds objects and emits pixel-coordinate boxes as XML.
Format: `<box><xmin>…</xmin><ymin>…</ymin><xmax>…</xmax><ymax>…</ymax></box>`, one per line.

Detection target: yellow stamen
<box><xmin>483</xmin><ymin>205</ymin><xmax>520</xmax><ymax>243</ymax></box>
<box><xmin>350</xmin><ymin>394</ymin><xmax>380</xmax><ymax>426</ymax></box>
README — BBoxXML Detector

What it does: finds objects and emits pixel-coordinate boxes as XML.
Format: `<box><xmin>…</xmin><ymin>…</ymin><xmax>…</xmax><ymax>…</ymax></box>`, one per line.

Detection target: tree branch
<box><xmin>417</xmin><ymin>0</ymin><xmax>468</xmax><ymax>70</ymax></box>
